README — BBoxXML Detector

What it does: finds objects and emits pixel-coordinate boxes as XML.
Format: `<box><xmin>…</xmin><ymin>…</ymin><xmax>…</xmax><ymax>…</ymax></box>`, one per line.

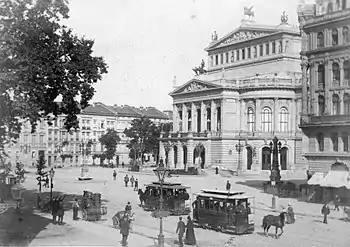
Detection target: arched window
<box><xmin>317</xmin><ymin>133</ymin><xmax>324</xmax><ymax>152</ymax></box>
<box><xmin>247</xmin><ymin>107</ymin><xmax>255</xmax><ymax>132</ymax></box>
<box><xmin>318</xmin><ymin>95</ymin><xmax>325</xmax><ymax>115</ymax></box>
<box><xmin>343</xmin><ymin>26</ymin><xmax>350</xmax><ymax>44</ymax></box>
<box><xmin>335</xmin><ymin>0</ymin><xmax>340</xmax><ymax>10</ymax></box>
<box><xmin>280</xmin><ymin>147</ymin><xmax>288</xmax><ymax>170</ymax></box>
<box><xmin>344</xmin><ymin>93</ymin><xmax>350</xmax><ymax>114</ymax></box>
<box><xmin>279</xmin><ymin>107</ymin><xmax>288</xmax><ymax>132</ymax></box>
<box><xmin>317</xmin><ymin>32</ymin><xmax>324</xmax><ymax>48</ymax></box>
<box><xmin>332</xmin><ymin>94</ymin><xmax>340</xmax><ymax>115</ymax></box>
<box><xmin>332</xmin><ymin>62</ymin><xmax>340</xmax><ymax>86</ymax></box>
<box><xmin>261</xmin><ymin>147</ymin><xmax>271</xmax><ymax>170</ymax></box>
<box><xmin>345</xmin><ymin>60</ymin><xmax>350</xmax><ymax>86</ymax></box>
<box><xmin>246</xmin><ymin>146</ymin><xmax>252</xmax><ymax>170</ymax></box>
<box><xmin>318</xmin><ymin>65</ymin><xmax>325</xmax><ymax>89</ymax></box>
<box><xmin>332</xmin><ymin>29</ymin><xmax>338</xmax><ymax>45</ymax></box>
<box><xmin>173</xmin><ymin>146</ymin><xmax>178</xmax><ymax>167</ymax></box>
<box><xmin>327</xmin><ymin>2</ymin><xmax>333</xmax><ymax>12</ymax></box>
<box><xmin>331</xmin><ymin>133</ymin><xmax>339</xmax><ymax>151</ymax></box>
<box><xmin>187</xmin><ymin>109</ymin><xmax>192</xmax><ymax>131</ymax></box>
<box><xmin>206</xmin><ymin>108</ymin><xmax>211</xmax><ymax>131</ymax></box>
<box><xmin>261</xmin><ymin>107</ymin><xmax>272</xmax><ymax>132</ymax></box>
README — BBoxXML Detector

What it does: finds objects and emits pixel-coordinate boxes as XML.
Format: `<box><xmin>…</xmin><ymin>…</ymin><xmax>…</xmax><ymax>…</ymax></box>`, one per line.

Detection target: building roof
<box><xmin>81</xmin><ymin>103</ymin><xmax>116</xmax><ymax>117</ymax></box>
<box><xmin>109</xmin><ymin>104</ymin><xmax>169</xmax><ymax>120</ymax></box>
<box><xmin>319</xmin><ymin>171</ymin><xmax>350</xmax><ymax>188</ymax></box>
<box><xmin>307</xmin><ymin>172</ymin><xmax>326</xmax><ymax>185</ymax></box>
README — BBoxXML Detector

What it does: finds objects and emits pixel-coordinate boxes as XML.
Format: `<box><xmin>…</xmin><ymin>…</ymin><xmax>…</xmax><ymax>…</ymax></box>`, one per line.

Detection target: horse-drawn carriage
<box><xmin>192</xmin><ymin>189</ymin><xmax>255</xmax><ymax>235</ymax></box>
<box><xmin>80</xmin><ymin>191</ymin><xmax>107</xmax><ymax>221</ymax></box>
<box><xmin>138</xmin><ymin>182</ymin><xmax>191</xmax><ymax>216</ymax></box>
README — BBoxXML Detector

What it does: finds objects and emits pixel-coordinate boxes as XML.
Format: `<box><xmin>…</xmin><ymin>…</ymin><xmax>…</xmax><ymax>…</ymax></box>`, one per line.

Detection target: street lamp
<box><xmin>235</xmin><ymin>140</ymin><xmax>244</xmax><ymax>175</ymax></box>
<box><xmin>153</xmin><ymin>167</ymin><xmax>171</xmax><ymax>247</ymax></box>
<box><xmin>49</xmin><ymin>168</ymin><xmax>55</xmax><ymax>209</ymax></box>
<box><xmin>269</xmin><ymin>136</ymin><xmax>282</xmax><ymax>209</ymax></box>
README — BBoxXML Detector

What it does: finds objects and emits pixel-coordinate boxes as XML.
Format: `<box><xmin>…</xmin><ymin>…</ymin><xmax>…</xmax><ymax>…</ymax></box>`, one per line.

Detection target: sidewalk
<box><xmin>29</xmin><ymin>210</ymin><xmax>172</xmax><ymax>247</ymax></box>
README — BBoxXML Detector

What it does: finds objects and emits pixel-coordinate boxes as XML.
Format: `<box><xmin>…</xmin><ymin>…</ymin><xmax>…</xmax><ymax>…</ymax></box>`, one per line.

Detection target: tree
<box><xmin>124</xmin><ymin>117</ymin><xmax>158</xmax><ymax>164</ymax></box>
<box><xmin>0</xmin><ymin>0</ymin><xmax>108</xmax><ymax>160</ymax></box>
<box><xmin>99</xmin><ymin>129</ymin><xmax>120</xmax><ymax>163</ymax></box>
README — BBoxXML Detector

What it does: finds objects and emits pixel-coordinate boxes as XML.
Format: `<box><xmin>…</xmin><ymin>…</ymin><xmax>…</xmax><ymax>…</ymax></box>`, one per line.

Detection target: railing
<box><xmin>300</xmin><ymin>114</ymin><xmax>350</xmax><ymax>125</ymax></box>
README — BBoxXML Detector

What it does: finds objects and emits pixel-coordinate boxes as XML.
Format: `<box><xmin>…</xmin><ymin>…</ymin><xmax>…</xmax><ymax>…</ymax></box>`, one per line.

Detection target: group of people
<box><xmin>123</xmin><ymin>174</ymin><xmax>139</xmax><ymax>191</ymax></box>
<box><xmin>176</xmin><ymin>216</ymin><xmax>196</xmax><ymax>246</ymax></box>
<box><xmin>51</xmin><ymin>194</ymin><xmax>66</xmax><ymax>224</ymax></box>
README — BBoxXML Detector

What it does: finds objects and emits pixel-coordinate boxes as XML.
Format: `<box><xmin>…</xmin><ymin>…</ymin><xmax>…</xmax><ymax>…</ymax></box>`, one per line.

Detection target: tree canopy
<box><xmin>0</xmin><ymin>0</ymin><xmax>108</xmax><ymax>158</ymax></box>
<box><xmin>99</xmin><ymin>129</ymin><xmax>120</xmax><ymax>161</ymax></box>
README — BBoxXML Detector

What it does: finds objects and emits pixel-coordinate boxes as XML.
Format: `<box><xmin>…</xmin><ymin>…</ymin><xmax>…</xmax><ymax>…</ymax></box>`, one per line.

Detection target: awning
<box><xmin>319</xmin><ymin>171</ymin><xmax>350</xmax><ymax>188</ymax></box>
<box><xmin>307</xmin><ymin>172</ymin><xmax>326</xmax><ymax>185</ymax></box>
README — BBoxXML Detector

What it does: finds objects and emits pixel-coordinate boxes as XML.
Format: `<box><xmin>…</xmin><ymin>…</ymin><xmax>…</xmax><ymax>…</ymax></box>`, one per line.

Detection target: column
<box><xmin>338</xmin><ymin>27</ymin><xmax>343</xmax><ymax>45</ymax></box>
<box><xmin>339</xmin><ymin>59</ymin><xmax>344</xmax><ymax>87</ymax></box>
<box><xmin>324</xmin><ymin>60</ymin><xmax>331</xmax><ymax>114</ymax></box>
<box><xmin>168</xmin><ymin>145</ymin><xmax>174</xmax><ymax>168</ymax></box>
<box><xmin>257</xmin><ymin>45</ymin><xmax>260</xmax><ymax>58</ymax></box>
<box><xmin>291</xmin><ymin>99</ymin><xmax>296</xmax><ymax>132</ymax></box>
<box><xmin>187</xmin><ymin>140</ymin><xmax>194</xmax><ymax>166</ymax></box>
<box><xmin>231</xmin><ymin>50</ymin><xmax>236</xmax><ymax>63</ymax></box>
<box><xmin>192</xmin><ymin>102</ymin><xmax>197</xmax><ymax>132</ymax></box>
<box><xmin>220</xmin><ymin>99</ymin><xmax>224</xmax><ymax>132</ymax></box>
<box><xmin>274</xmin><ymin>98</ymin><xmax>278</xmax><ymax>132</ymax></box>
<box><xmin>201</xmin><ymin>101</ymin><xmax>206</xmax><ymax>132</ymax></box>
<box><xmin>211</xmin><ymin>100</ymin><xmax>216</xmax><ymax>132</ymax></box>
<box><xmin>255</xmin><ymin>99</ymin><xmax>261</xmax><ymax>131</ymax></box>
<box><xmin>240</xmin><ymin>100</ymin><xmax>245</xmax><ymax>131</ymax></box>
<box><xmin>340</xmin><ymin>90</ymin><xmax>344</xmax><ymax>115</ymax></box>
<box><xmin>173</xmin><ymin>104</ymin><xmax>178</xmax><ymax>132</ymax></box>
<box><xmin>310</xmin><ymin>63</ymin><xmax>317</xmax><ymax>115</ymax></box>
<box><xmin>159</xmin><ymin>141</ymin><xmax>165</xmax><ymax>162</ymax></box>
<box><xmin>301</xmin><ymin>59</ymin><xmax>309</xmax><ymax>114</ymax></box>
<box><xmin>177</xmin><ymin>141</ymin><xmax>182</xmax><ymax>169</ymax></box>
<box><xmin>182</xmin><ymin>104</ymin><xmax>186</xmax><ymax>132</ymax></box>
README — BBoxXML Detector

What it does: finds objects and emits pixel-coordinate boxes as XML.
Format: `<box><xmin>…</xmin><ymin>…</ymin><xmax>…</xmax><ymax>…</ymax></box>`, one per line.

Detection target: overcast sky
<box><xmin>63</xmin><ymin>0</ymin><xmax>300</xmax><ymax>111</ymax></box>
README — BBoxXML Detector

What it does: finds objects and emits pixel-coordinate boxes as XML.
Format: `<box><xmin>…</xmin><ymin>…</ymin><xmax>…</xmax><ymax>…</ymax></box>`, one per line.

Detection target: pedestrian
<box><xmin>124</xmin><ymin>174</ymin><xmax>129</xmax><ymax>187</ymax></box>
<box><xmin>321</xmin><ymin>203</ymin><xmax>330</xmax><ymax>224</ymax></box>
<box><xmin>122</xmin><ymin>162</ymin><xmax>125</xmax><ymax>168</ymax></box>
<box><xmin>226</xmin><ymin>180</ymin><xmax>231</xmax><ymax>191</ymax></box>
<box><xmin>72</xmin><ymin>198</ymin><xmax>79</xmax><ymax>220</ymax></box>
<box><xmin>130</xmin><ymin>175</ymin><xmax>135</xmax><ymax>187</ymax></box>
<box><xmin>185</xmin><ymin>216</ymin><xmax>196</xmax><ymax>245</ymax></box>
<box><xmin>120</xmin><ymin>216</ymin><xmax>130</xmax><ymax>247</ymax></box>
<box><xmin>134</xmin><ymin>178</ymin><xmax>139</xmax><ymax>191</ymax></box>
<box><xmin>51</xmin><ymin>198</ymin><xmax>59</xmax><ymax>224</ymax></box>
<box><xmin>176</xmin><ymin>216</ymin><xmax>186</xmax><ymax>247</ymax></box>
<box><xmin>57</xmin><ymin>201</ymin><xmax>64</xmax><ymax>224</ymax></box>
<box><xmin>113</xmin><ymin>170</ymin><xmax>117</xmax><ymax>180</ymax></box>
<box><xmin>286</xmin><ymin>202</ymin><xmax>295</xmax><ymax>224</ymax></box>
<box><xmin>215</xmin><ymin>166</ymin><xmax>219</xmax><ymax>175</ymax></box>
<box><xmin>125</xmin><ymin>202</ymin><xmax>132</xmax><ymax>214</ymax></box>
<box><xmin>334</xmin><ymin>194</ymin><xmax>340</xmax><ymax>211</ymax></box>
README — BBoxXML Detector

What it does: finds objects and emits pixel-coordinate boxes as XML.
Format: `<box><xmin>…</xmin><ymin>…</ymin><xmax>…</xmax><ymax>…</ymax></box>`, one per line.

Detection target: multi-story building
<box><xmin>7</xmin><ymin>102</ymin><xmax>170</xmax><ymax>167</ymax></box>
<box><xmin>159</xmin><ymin>9</ymin><xmax>306</xmax><ymax>174</ymax></box>
<box><xmin>298</xmin><ymin>0</ymin><xmax>350</xmax><ymax>173</ymax></box>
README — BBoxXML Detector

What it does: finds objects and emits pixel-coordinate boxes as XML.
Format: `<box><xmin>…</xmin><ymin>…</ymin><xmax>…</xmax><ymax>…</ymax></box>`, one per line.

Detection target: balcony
<box><xmin>300</xmin><ymin>114</ymin><xmax>350</xmax><ymax>127</ymax></box>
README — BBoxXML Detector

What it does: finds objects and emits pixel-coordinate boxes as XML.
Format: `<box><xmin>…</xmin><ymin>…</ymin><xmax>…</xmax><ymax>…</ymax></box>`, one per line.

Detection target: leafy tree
<box><xmin>0</xmin><ymin>0</ymin><xmax>108</xmax><ymax>160</ymax></box>
<box><xmin>36</xmin><ymin>154</ymin><xmax>47</xmax><ymax>193</ymax></box>
<box><xmin>99</xmin><ymin>129</ymin><xmax>120</xmax><ymax>162</ymax></box>
<box><xmin>124</xmin><ymin>117</ymin><xmax>158</xmax><ymax>164</ymax></box>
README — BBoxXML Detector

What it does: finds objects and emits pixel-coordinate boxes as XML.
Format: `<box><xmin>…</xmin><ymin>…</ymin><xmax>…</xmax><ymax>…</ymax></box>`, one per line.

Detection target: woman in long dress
<box><xmin>185</xmin><ymin>216</ymin><xmax>196</xmax><ymax>245</ymax></box>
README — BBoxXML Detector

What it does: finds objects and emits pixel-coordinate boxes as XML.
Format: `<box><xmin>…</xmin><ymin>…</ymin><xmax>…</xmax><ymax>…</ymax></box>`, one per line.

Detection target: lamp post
<box><xmin>153</xmin><ymin>167</ymin><xmax>171</xmax><ymax>247</ymax></box>
<box><xmin>269</xmin><ymin>136</ymin><xmax>282</xmax><ymax>209</ymax></box>
<box><xmin>49</xmin><ymin>168</ymin><xmax>55</xmax><ymax>208</ymax></box>
<box><xmin>235</xmin><ymin>140</ymin><xmax>244</xmax><ymax>175</ymax></box>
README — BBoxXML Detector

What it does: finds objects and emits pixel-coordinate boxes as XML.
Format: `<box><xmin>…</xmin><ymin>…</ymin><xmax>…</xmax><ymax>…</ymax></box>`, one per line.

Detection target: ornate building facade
<box><xmin>159</xmin><ymin>10</ymin><xmax>306</xmax><ymax>173</ymax></box>
<box><xmin>298</xmin><ymin>0</ymin><xmax>350</xmax><ymax>173</ymax></box>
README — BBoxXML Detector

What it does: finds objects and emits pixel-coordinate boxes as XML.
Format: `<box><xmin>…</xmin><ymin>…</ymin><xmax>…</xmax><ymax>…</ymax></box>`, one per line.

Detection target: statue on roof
<box><xmin>281</xmin><ymin>11</ymin><xmax>288</xmax><ymax>24</ymax></box>
<box><xmin>212</xmin><ymin>31</ymin><xmax>218</xmax><ymax>42</ymax></box>
<box><xmin>244</xmin><ymin>6</ymin><xmax>255</xmax><ymax>19</ymax></box>
<box><xmin>192</xmin><ymin>59</ymin><xmax>207</xmax><ymax>76</ymax></box>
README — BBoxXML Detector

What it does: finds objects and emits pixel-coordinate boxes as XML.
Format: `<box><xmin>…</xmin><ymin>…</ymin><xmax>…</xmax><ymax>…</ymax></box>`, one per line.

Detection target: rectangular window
<box><xmin>259</xmin><ymin>44</ymin><xmax>263</xmax><ymax>56</ymax></box>
<box><xmin>342</xmin><ymin>134</ymin><xmax>349</xmax><ymax>152</ymax></box>
<box><xmin>215</xmin><ymin>55</ymin><xmax>218</xmax><ymax>65</ymax></box>
<box><xmin>225</xmin><ymin>53</ymin><xmax>229</xmax><ymax>63</ymax></box>
<box><xmin>220</xmin><ymin>53</ymin><xmax>223</xmax><ymax>64</ymax></box>
<box><xmin>39</xmin><ymin>135</ymin><xmax>44</xmax><ymax>143</ymax></box>
<box><xmin>247</xmin><ymin>47</ymin><xmax>251</xmax><ymax>58</ymax></box>
<box><xmin>236</xmin><ymin>50</ymin><xmax>240</xmax><ymax>61</ymax></box>
<box><xmin>266</xmin><ymin>43</ymin><xmax>270</xmax><ymax>55</ymax></box>
<box><xmin>242</xmin><ymin>49</ymin><xmax>245</xmax><ymax>60</ymax></box>
<box><xmin>32</xmin><ymin>135</ymin><xmax>36</xmax><ymax>144</ymax></box>
<box><xmin>331</xmin><ymin>133</ymin><xmax>339</xmax><ymax>151</ymax></box>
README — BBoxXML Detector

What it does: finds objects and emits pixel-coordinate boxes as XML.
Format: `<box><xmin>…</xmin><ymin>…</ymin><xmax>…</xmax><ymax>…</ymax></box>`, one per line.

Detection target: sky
<box><xmin>63</xmin><ymin>0</ymin><xmax>300</xmax><ymax>111</ymax></box>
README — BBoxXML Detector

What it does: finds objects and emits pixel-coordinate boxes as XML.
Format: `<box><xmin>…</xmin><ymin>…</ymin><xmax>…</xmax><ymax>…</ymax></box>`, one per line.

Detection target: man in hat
<box><xmin>125</xmin><ymin>202</ymin><xmax>132</xmax><ymax>214</ymax></box>
<box><xmin>120</xmin><ymin>215</ymin><xmax>130</xmax><ymax>247</ymax></box>
<box><xmin>176</xmin><ymin>216</ymin><xmax>186</xmax><ymax>247</ymax></box>
<box><xmin>321</xmin><ymin>203</ymin><xmax>330</xmax><ymax>224</ymax></box>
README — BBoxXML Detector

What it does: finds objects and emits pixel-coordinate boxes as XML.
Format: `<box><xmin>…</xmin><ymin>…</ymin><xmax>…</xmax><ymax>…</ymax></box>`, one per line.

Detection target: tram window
<box><xmin>219</xmin><ymin>201</ymin><xmax>225</xmax><ymax>212</ymax></box>
<box><xmin>204</xmin><ymin>200</ymin><xmax>209</xmax><ymax>209</ymax></box>
<box><xmin>214</xmin><ymin>201</ymin><xmax>220</xmax><ymax>211</ymax></box>
<box><xmin>199</xmin><ymin>199</ymin><xmax>204</xmax><ymax>208</ymax></box>
<box><xmin>209</xmin><ymin>201</ymin><xmax>214</xmax><ymax>210</ymax></box>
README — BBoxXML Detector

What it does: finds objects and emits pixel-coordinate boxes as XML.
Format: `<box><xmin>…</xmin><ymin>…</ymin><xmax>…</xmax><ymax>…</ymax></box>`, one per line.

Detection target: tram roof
<box><xmin>145</xmin><ymin>182</ymin><xmax>190</xmax><ymax>190</ymax></box>
<box><xmin>195</xmin><ymin>192</ymin><xmax>254</xmax><ymax>200</ymax></box>
<box><xmin>200</xmin><ymin>189</ymin><xmax>245</xmax><ymax>196</ymax></box>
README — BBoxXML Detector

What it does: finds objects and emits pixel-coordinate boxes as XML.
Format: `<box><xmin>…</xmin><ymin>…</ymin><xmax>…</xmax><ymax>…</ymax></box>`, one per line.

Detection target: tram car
<box><xmin>140</xmin><ymin>182</ymin><xmax>191</xmax><ymax>215</ymax></box>
<box><xmin>192</xmin><ymin>189</ymin><xmax>255</xmax><ymax>235</ymax></box>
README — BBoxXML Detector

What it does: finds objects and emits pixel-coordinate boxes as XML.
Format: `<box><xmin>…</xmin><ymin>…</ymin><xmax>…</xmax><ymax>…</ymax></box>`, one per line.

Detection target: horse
<box><xmin>138</xmin><ymin>189</ymin><xmax>147</xmax><ymax>206</ymax></box>
<box><xmin>262</xmin><ymin>212</ymin><xmax>286</xmax><ymax>239</ymax></box>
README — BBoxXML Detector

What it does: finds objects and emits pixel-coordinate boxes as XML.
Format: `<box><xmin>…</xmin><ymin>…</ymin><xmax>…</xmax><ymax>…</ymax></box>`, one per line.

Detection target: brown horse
<box><xmin>138</xmin><ymin>189</ymin><xmax>147</xmax><ymax>206</ymax></box>
<box><xmin>262</xmin><ymin>212</ymin><xmax>286</xmax><ymax>239</ymax></box>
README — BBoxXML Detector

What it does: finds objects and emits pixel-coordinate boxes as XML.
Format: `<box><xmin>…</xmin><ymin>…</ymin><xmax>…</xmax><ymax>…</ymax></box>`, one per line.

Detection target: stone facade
<box><xmin>159</xmin><ymin>11</ymin><xmax>306</xmax><ymax>174</ymax></box>
<box><xmin>298</xmin><ymin>0</ymin><xmax>350</xmax><ymax>173</ymax></box>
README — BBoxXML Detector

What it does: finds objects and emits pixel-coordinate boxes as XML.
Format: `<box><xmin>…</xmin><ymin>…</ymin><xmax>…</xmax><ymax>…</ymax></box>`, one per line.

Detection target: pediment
<box><xmin>206</xmin><ymin>27</ymin><xmax>277</xmax><ymax>51</ymax></box>
<box><xmin>170</xmin><ymin>80</ymin><xmax>221</xmax><ymax>95</ymax></box>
